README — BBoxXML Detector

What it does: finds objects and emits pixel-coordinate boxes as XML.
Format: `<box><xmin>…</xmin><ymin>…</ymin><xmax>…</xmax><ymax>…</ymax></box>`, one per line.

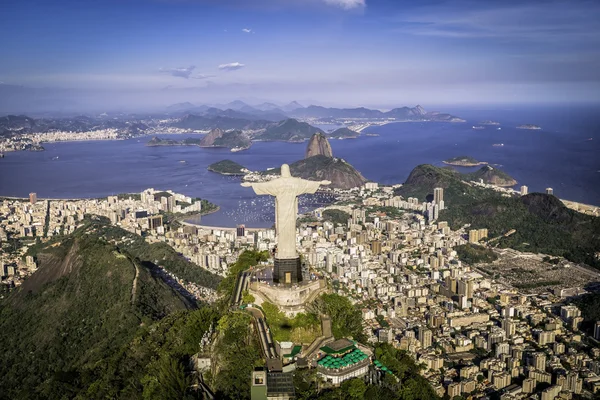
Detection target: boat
<box><xmin>497</xmin><ymin>127</ymin><xmax>501</xmax><ymax>130</ymax></box>
<box><xmin>472</xmin><ymin>126</ymin><xmax>485</xmax><ymax>130</ymax></box>
<box><xmin>493</xmin><ymin>143</ymin><xmax>504</xmax><ymax>147</ymax></box>
<box><xmin>179</xmin><ymin>160</ymin><xmax>186</xmax><ymax>163</ymax></box>
<box><xmin>0</xmin><ymin>153</ymin><xmax>4</xmax><ymax>158</ymax></box>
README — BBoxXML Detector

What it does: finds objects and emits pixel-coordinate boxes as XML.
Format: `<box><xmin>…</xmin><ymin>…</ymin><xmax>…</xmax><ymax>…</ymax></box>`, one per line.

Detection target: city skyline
<box><xmin>1</xmin><ymin>0</ymin><xmax>600</xmax><ymax>112</ymax></box>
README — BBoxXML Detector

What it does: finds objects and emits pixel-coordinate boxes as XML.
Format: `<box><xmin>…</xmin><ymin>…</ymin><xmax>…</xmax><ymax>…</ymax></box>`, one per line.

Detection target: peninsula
<box><xmin>443</xmin><ymin>156</ymin><xmax>488</xmax><ymax>167</ymax></box>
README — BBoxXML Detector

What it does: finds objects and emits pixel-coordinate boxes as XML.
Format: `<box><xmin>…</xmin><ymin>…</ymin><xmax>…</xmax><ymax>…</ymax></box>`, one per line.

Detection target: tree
<box><xmin>145</xmin><ymin>357</ymin><xmax>190</xmax><ymax>400</ymax></box>
<box><xmin>341</xmin><ymin>378</ymin><xmax>367</xmax><ymax>399</ymax></box>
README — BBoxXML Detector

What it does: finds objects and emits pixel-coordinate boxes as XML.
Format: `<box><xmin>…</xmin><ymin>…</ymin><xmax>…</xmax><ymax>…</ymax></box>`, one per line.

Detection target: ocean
<box><xmin>1</xmin><ymin>105</ymin><xmax>599</xmax><ymax>227</ymax></box>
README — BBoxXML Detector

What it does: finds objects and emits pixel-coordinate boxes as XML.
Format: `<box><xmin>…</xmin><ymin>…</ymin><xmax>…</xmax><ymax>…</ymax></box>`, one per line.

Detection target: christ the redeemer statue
<box><xmin>242</xmin><ymin>164</ymin><xmax>330</xmax><ymax>284</ymax></box>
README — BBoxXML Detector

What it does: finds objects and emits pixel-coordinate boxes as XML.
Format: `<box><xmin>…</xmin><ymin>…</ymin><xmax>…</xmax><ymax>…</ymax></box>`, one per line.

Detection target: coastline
<box><xmin>443</xmin><ymin>161</ymin><xmax>488</xmax><ymax>167</ymax></box>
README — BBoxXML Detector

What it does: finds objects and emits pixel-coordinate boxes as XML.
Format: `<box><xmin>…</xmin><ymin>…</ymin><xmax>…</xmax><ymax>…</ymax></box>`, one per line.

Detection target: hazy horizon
<box><xmin>1</xmin><ymin>0</ymin><xmax>600</xmax><ymax>113</ymax></box>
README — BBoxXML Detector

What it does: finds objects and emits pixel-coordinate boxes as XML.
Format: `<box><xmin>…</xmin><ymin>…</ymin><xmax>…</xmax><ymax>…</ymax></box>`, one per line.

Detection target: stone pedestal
<box><xmin>250</xmin><ymin>278</ymin><xmax>327</xmax><ymax>318</ymax></box>
<box><xmin>274</xmin><ymin>257</ymin><xmax>302</xmax><ymax>284</ymax></box>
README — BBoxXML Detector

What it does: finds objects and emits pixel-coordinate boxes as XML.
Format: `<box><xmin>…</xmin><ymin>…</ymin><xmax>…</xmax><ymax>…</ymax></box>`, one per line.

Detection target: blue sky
<box><xmin>1</xmin><ymin>0</ymin><xmax>599</xmax><ymax>110</ymax></box>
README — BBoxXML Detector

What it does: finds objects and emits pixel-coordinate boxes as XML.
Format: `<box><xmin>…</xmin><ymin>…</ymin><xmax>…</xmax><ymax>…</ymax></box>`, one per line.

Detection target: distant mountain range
<box><xmin>0</xmin><ymin>102</ymin><xmax>463</xmax><ymax>146</ymax></box>
<box><xmin>165</xmin><ymin>101</ymin><xmax>464</xmax><ymax>123</ymax></box>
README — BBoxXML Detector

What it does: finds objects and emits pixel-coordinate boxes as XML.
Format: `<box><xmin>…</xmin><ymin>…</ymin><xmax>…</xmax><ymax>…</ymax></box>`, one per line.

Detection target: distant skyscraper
<box><xmin>29</xmin><ymin>192</ymin><xmax>37</xmax><ymax>204</ymax></box>
<box><xmin>237</xmin><ymin>224</ymin><xmax>246</xmax><ymax>237</ymax></box>
<box><xmin>418</xmin><ymin>326</ymin><xmax>433</xmax><ymax>348</ymax></box>
<box><xmin>520</xmin><ymin>186</ymin><xmax>528</xmax><ymax>196</ymax></box>
<box><xmin>433</xmin><ymin>187</ymin><xmax>444</xmax><ymax>204</ymax></box>
<box><xmin>546</xmin><ymin>188</ymin><xmax>553</xmax><ymax>195</ymax></box>
<box><xmin>595</xmin><ymin>321</ymin><xmax>600</xmax><ymax>340</ymax></box>
<box><xmin>371</xmin><ymin>240</ymin><xmax>382</xmax><ymax>255</ymax></box>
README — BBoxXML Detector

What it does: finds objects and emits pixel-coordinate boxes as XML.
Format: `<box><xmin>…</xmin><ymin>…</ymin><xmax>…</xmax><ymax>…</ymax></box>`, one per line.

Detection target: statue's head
<box><xmin>281</xmin><ymin>164</ymin><xmax>291</xmax><ymax>177</ymax></box>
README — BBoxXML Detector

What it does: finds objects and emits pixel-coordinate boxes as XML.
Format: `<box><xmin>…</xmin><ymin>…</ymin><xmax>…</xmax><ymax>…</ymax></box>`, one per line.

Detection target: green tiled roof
<box><xmin>317</xmin><ymin>348</ymin><xmax>369</xmax><ymax>369</ymax></box>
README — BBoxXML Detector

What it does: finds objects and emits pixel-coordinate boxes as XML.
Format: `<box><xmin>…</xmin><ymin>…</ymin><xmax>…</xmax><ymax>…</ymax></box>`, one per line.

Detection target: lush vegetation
<box><xmin>1</xmin><ymin>221</ymin><xmax>272</xmax><ymax>399</ymax></box>
<box><xmin>0</xmin><ymin>218</ymin><xmax>202</xmax><ymax>398</ymax></box>
<box><xmin>397</xmin><ymin>164</ymin><xmax>600</xmax><ymax>269</ymax></box>
<box><xmin>454</xmin><ymin>244</ymin><xmax>498</xmax><ymax>264</ymax></box>
<box><xmin>28</xmin><ymin>216</ymin><xmax>222</xmax><ymax>289</ymax></box>
<box><xmin>261</xmin><ymin>302</ymin><xmax>321</xmax><ymax>343</ymax></box>
<box><xmin>211</xmin><ymin>311</ymin><xmax>263</xmax><ymax>399</ymax></box>
<box><xmin>308</xmin><ymin>293</ymin><xmax>366</xmax><ymax>342</ymax></box>
<box><xmin>322</xmin><ymin>209</ymin><xmax>351</xmax><ymax>225</ymax></box>
<box><xmin>367</xmin><ymin>206</ymin><xmax>405</xmax><ymax>220</ymax></box>
<box><xmin>218</xmin><ymin>249</ymin><xmax>269</xmax><ymax>299</ymax></box>
<box><xmin>207</xmin><ymin>159</ymin><xmax>246</xmax><ymax>175</ymax></box>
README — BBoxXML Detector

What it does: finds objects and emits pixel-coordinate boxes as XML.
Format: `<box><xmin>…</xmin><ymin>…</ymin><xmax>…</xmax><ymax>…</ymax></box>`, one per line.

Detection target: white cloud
<box><xmin>323</xmin><ymin>0</ymin><xmax>365</xmax><ymax>9</ymax></box>
<box><xmin>218</xmin><ymin>62</ymin><xmax>246</xmax><ymax>71</ymax></box>
<box><xmin>242</xmin><ymin>28</ymin><xmax>253</xmax><ymax>33</ymax></box>
<box><xmin>393</xmin><ymin>2</ymin><xmax>600</xmax><ymax>43</ymax></box>
<box><xmin>191</xmin><ymin>74</ymin><xmax>216</xmax><ymax>80</ymax></box>
<box><xmin>158</xmin><ymin>65</ymin><xmax>196</xmax><ymax>79</ymax></box>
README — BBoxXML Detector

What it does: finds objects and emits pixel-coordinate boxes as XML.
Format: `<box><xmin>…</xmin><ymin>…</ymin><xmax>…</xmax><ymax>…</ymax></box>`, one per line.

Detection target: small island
<box><xmin>517</xmin><ymin>124</ymin><xmax>542</xmax><ymax>130</ymax></box>
<box><xmin>443</xmin><ymin>156</ymin><xmax>488</xmax><ymax>167</ymax></box>
<box><xmin>480</xmin><ymin>120</ymin><xmax>501</xmax><ymax>125</ymax></box>
<box><xmin>207</xmin><ymin>159</ymin><xmax>246</xmax><ymax>176</ymax></box>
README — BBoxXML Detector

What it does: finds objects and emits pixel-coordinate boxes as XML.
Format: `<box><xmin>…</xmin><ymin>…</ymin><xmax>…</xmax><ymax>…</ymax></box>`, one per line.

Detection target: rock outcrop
<box><xmin>305</xmin><ymin>132</ymin><xmax>333</xmax><ymax>158</ymax></box>
<box><xmin>289</xmin><ymin>155</ymin><xmax>367</xmax><ymax>190</ymax></box>
<box><xmin>467</xmin><ymin>165</ymin><xmax>517</xmax><ymax>187</ymax></box>
<box><xmin>199</xmin><ymin>128</ymin><xmax>251</xmax><ymax>149</ymax></box>
<box><xmin>259</xmin><ymin>132</ymin><xmax>367</xmax><ymax>189</ymax></box>
<box><xmin>199</xmin><ymin>128</ymin><xmax>224</xmax><ymax>146</ymax></box>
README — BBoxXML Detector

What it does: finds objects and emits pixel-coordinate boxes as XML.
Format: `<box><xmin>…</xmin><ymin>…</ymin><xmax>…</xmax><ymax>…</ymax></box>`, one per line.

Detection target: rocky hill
<box><xmin>466</xmin><ymin>165</ymin><xmax>517</xmax><ymax>187</ymax></box>
<box><xmin>0</xmin><ymin>217</ymin><xmax>198</xmax><ymax>398</ymax></box>
<box><xmin>396</xmin><ymin>164</ymin><xmax>600</xmax><ymax>268</ymax></box>
<box><xmin>260</xmin><ymin>133</ymin><xmax>367</xmax><ymax>189</ymax></box>
<box><xmin>199</xmin><ymin>128</ymin><xmax>251</xmax><ymax>149</ymax></box>
<box><xmin>146</xmin><ymin>136</ymin><xmax>180</xmax><ymax>146</ymax></box>
<box><xmin>265</xmin><ymin>155</ymin><xmax>367</xmax><ymax>190</ymax></box>
<box><xmin>256</xmin><ymin>118</ymin><xmax>323</xmax><ymax>142</ymax></box>
<box><xmin>305</xmin><ymin>132</ymin><xmax>333</xmax><ymax>158</ymax></box>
